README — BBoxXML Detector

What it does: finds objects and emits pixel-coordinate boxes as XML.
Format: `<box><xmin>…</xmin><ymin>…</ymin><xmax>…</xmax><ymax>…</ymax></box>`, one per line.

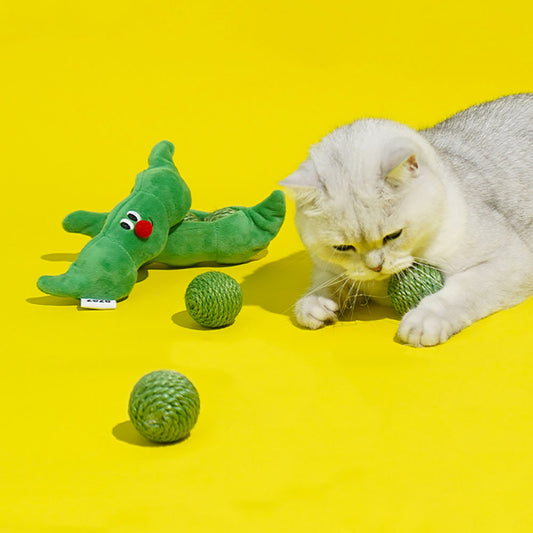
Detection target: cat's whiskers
<box><xmin>338</xmin><ymin>277</ymin><xmax>357</xmax><ymax>312</ymax></box>
<box><xmin>289</xmin><ymin>271</ymin><xmax>348</xmax><ymax>314</ymax></box>
<box><xmin>280</xmin><ymin>269</ymin><xmax>348</xmax><ymax>316</ymax></box>
<box><xmin>309</xmin><ymin>271</ymin><xmax>348</xmax><ymax>296</ymax></box>
<box><xmin>340</xmin><ymin>279</ymin><xmax>363</xmax><ymax>314</ymax></box>
<box><xmin>345</xmin><ymin>279</ymin><xmax>363</xmax><ymax>312</ymax></box>
<box><xmin>341</xmin><ymin>279</ymin><xmax>355</xmax><ymax>313</ymax></box>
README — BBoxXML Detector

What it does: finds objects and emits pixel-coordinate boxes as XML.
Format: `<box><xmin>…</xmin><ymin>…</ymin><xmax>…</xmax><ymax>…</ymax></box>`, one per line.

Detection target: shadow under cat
<box><xmin>239</xmin><ymin>250</ymin><xmax>398</xmax><ymax>324</ymax></box>
<box><xmin>30</xmin><ymin>250</ymin><xmax>399</xmax><ymax>324</ymax></box>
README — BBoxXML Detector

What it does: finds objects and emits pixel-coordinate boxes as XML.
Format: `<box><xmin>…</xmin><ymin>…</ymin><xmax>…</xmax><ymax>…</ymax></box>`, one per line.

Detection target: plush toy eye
<box><xmin>383</xmin><ymin>229</ymin><xmax>403</xmax><ymax>243</ymax></box>
<box><xmin>333</xmin><ymin>245</ymin><xmax>356</xmax><ymax>252</ymax></box>
<box><xmin>127</xmin><ymin>210</ymin><xmax>141</xmax><ymax>222</ymax></box>
<box><xmin>120</xmin><ymin>218</ymin><xmax>134</xmax><ymax>230</ymax></box>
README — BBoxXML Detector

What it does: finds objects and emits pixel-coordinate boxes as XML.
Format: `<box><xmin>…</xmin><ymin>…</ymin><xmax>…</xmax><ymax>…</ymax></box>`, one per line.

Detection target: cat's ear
<box><xmin>386</xmin><ymin>154</ymin><xmax>419</xmax><ymax>184</ymax></box>
<box><xmin>279</xmin><ymin>160</ymin><xmax>323</xmax><ymax>191</ymax></box>
<box><xmin>382</xmin><ymin>139</ymin><xmax>420</xmax><ymax>184</ymax></box>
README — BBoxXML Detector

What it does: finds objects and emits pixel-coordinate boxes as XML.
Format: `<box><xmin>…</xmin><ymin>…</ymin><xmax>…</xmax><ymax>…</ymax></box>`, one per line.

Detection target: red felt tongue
<box><xmin>134</xmin><ymin>220</ymin><xmax>153</xmax><ymax>238</ymax></box>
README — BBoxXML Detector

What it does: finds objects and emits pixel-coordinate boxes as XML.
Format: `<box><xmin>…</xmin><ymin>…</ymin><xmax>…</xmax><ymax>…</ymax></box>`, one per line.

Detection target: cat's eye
<box><xmin>333</xmin><ymin>244</ymin><xmax>356</xmax><ymax>252</ymax></box>
<box><xmin>120</xmin><ymin>219</ymin><xmax>134</xmax><ymax>230</ymax></box>
<box><xmin>127</xmin><ymin>210</ymin><xmax>141</xmax><ymax>222</ymax></box>
<box><xmin>383</xmin><ymin>229</ymin><xmax>403</xmax><ymax>243</ymax></box>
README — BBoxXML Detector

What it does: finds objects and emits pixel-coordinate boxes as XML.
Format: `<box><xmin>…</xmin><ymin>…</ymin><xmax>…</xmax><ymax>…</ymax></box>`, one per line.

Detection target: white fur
<box><xmin>281</xmin><ymin>94</ymin><xmax>533</xmax><ymax>346</ymax></box>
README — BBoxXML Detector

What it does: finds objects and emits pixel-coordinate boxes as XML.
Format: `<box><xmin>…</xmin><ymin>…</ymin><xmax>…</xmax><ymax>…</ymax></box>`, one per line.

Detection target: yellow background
<box><xmin>2</xmin><ymin>1</ymin><xmax>532</xmax><ymax>531</ymax></box>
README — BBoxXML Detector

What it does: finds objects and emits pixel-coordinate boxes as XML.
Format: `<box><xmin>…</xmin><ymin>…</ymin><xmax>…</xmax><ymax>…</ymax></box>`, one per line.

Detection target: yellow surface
<box><xmin>2</xmin><ymin>1</ymin><xmax>532</xmax><ymax>531</ymax></box>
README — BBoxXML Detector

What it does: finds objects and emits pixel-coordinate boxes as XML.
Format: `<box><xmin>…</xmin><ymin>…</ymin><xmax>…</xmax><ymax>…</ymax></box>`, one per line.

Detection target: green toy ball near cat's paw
<box><xmin>128</xmin><ymin>370</ymin><xmax>200</xmax><ymax>444</ymax></box>
<box><xmin>185</xmin><ymin>271</ymin><xmax>243</xmax><ymax>328</ymax></box>
<box><xmin>388</xmin><ymin>263</ymin><xmax>444</xmax><ymax>316</ymax></box>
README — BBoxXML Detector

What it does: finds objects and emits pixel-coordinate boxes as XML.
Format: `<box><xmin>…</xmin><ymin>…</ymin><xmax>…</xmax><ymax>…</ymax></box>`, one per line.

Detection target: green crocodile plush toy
<box><xmin>37</xmin><ymin>141</ymin><xmax>285</xmax><ymax>304</ymax></box>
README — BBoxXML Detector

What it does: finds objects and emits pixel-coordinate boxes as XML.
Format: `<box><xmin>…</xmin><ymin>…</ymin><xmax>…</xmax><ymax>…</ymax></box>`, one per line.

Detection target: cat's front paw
<box><xmin>294</xmin><ymin>295</ymin><xmax>339</xmax><ymax>330</ymax></box>
<box><xmin>396</xmin><ymin>306</ymin><xmax>457</xmax><ymax>347</ymax></box>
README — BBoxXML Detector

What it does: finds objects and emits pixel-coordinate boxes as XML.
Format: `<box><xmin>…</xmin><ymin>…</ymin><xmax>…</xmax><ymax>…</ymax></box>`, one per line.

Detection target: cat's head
<box><xmin>280</xmin><ymin>119</ymin><xmax>445</xmax><ymax>281</ymax></box>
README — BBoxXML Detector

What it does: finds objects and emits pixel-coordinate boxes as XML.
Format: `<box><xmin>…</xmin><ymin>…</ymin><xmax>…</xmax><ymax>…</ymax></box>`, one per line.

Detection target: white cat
<box><xmin>280</xmin><ymin>94</ymin><xmax>533</xmax><ymax>346</ymax></box>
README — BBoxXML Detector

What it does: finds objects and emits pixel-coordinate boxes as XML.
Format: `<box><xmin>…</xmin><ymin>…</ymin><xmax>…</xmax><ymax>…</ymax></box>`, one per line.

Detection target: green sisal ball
<box><xmin>128</xmin><ymin>370</ymin><xmax>200</xmax><ymax>444</ymax></box>
<box><xmin>388</xmin><ymin>264</ymin><xmax>444</xmax><ymax>316</ymax></box>
<box><xmin>185</xmin><ymin>271</ymin><xmax>243</xmax><ymax>328</ymax></box>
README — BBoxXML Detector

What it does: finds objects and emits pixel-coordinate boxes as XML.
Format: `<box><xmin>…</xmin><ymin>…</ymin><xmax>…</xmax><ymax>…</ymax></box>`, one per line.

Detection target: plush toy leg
<box><xmin>63</xmin><ymin>211</ymin><xmax>108</xmax><ymax>237</ymax></box>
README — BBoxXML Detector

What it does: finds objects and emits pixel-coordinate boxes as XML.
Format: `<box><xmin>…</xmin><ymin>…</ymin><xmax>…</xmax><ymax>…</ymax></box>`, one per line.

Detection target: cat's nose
<box><xmin>364</xmin><ymin>252</ymin><xmax>384</xmax><ymax>272</ymax></box>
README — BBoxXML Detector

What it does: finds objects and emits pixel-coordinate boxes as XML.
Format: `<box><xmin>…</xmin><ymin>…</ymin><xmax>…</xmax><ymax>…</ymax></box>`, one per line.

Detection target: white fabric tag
<box><xmin>80</xmin><ymin>298</ymin><xmax>117</xmax><ymax>310</ymax></box>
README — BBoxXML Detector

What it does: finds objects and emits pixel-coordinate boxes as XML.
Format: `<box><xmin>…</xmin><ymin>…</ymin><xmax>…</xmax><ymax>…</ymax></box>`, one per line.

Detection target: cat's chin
<box><xmin>348</xmin><ymin>264</ymin><xmax>413</xmax><ymax>282</ymax></box>
<box><xmin>348</xmin><ymin>272</ymin><xmax>391</xmax><ymax>282</ymax></box>
<box><xmin>343</xmin><ymin>260</ymin><xmax>415</xmax><ymax>282</ymax></box>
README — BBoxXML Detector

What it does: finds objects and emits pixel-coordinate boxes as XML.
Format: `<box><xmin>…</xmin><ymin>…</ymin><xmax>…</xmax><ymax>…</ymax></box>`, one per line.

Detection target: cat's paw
<box><xmin>294</xmin><ymin>295</ymin><xmax>339</xmax><ymax>330</ymax></box>
<box><xmin>396</xmin><ymin>306</ymin><xmax>457</xmax><ymax>347</ymax></box>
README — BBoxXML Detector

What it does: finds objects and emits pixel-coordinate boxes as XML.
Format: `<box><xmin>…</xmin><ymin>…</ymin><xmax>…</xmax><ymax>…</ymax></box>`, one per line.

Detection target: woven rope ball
<box><xmin>388</xmin><ymin>264</ymin><xmax>444</xmax><ymax>316</ymax></box>
<box><xmin>128</xmin><ymin>370</ymin><xmax>200</xmax><ymax>443</ymax></box>
<box><xmin>185</xmin><ymin>271</ymin><xmax>243</xmax><ymax>328</ymax></box>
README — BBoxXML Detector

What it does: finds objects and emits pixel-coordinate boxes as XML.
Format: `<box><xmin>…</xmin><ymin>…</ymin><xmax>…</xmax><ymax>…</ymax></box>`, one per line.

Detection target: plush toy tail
<box><xmin>37</xmin><ymin>237</ymin><xmax>138</xmax><ymax>301</ymax></box>
<box><xmin>247</xmin><ymin>190</ymin><xmax>286</xmax><ymax>237</ymax></box>
<box><xmin>37</xmin><ymin>271</ymin><xmax>91</xmax><ymax>299</ymax></box>
<box><xmin>147</xmin><ymin>140</ymin><xmax>175</xmax><ymax>169</ymax></box>
<box><xmin>141</xmin><ymin>140</ymin><xmax>191</xmax><ymax>224</ymax></box>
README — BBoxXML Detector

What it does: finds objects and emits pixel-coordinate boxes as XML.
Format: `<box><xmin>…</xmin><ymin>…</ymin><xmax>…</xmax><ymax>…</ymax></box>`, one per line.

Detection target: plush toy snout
<box><xmin>134</xmin><ymin>219</ymin><xmax>153</xmax><ymax>239</ymax></box>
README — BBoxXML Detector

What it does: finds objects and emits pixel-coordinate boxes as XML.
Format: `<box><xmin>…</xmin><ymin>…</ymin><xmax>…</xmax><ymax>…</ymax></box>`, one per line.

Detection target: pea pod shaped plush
<box><xmin>159</xmin><ymin>190</ymin><xmax>285</xmax><ymax>265</ymax></box>
<box><xmin>61</xmin><ymin>190</ymin><xmax>286</xmax><ymax>266</ymax></box>
<box><xmin>37</xmin><ymin>141</ymin><xmax>192</xmax><ymax>301</ymax></box>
